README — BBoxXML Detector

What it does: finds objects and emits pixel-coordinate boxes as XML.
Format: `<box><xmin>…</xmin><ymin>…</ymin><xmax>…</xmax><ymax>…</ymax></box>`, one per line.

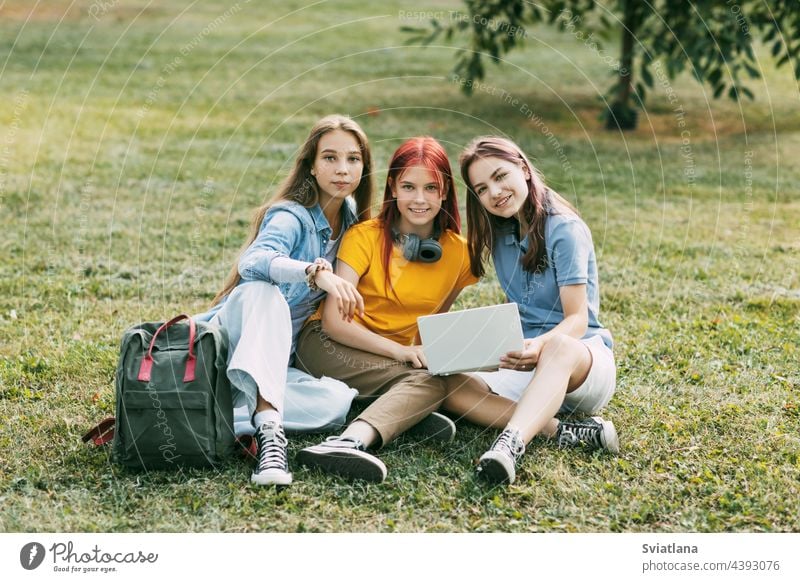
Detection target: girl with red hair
<box><xmin>293</xmin><ymin>136</ymin><xmax>477</xmax><ymax>482</ymax></box>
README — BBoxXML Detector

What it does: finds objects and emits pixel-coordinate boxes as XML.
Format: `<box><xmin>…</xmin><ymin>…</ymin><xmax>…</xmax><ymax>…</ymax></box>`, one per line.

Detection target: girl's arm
<box><xmin>321</xmin><ymin>261</ymin><xmax>427</xmax><ymax>368</ymax></box>
<box><xmin>238</xmin><ymin>209</ymin><xmax>362</xmax><ymax>320</ymax></box>
<box><xmin>538</xmin><ymin>283</ymin><xmax>589</xmax><ymax>340</ymax></box>
<box><xmin>238</xmin><ymin>210</ymin><xmax>307</xmax><ymax>284</ymax></box>
<box><xmin>436</xmin><ymin>287</ymin><xmax>463</xmax><ymax>315</ymax></box>
<box><xmin>313</xmin><ymin>267</ymin><xmax>364</xmax><ymax>322</ymax></box>
<box><xmin>500</xmin><ymin>283</ymin><xmax>589</xmax><ymax>369</ymax></box>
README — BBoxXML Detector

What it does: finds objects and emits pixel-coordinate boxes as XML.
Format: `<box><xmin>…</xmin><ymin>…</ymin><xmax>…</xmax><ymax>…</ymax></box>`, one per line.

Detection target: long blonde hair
<box><xmin>212</xmin><ymin>115</ymin><xmax>373</xmax><ymax>305</ymax></box>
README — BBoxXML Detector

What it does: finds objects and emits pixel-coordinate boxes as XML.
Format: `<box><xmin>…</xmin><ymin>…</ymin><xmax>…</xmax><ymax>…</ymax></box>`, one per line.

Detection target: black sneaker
<box><xmin>556</xmin><ymin>416</ymin><xmax>619</xmax><ymax>454</ymax></box>
<box><xmin>251</xmin><ymin>421</ymin><xmax>292</xmax><ymax>486</ymax></box>
<box><xmin>406</xmin><ymin>412</ymin><xmax>456</xmax><ymax>443</ymax></box>
<box><xmin>296</xmin><ymin>436</ymin><xmax>387</xmax><ymax>483</ymax></box>
<box><xmin>476</xmin><ymin>428</ymin><xmax>526</xmax><ymax>485</ymax></box>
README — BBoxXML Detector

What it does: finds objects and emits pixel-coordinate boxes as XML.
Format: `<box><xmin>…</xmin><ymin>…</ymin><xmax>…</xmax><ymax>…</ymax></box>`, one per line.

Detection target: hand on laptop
<box><xmin>393</xmin><ymin>345</ymin><xmax>428</xmax><ymax>369</ymax></box>
<box><xmin>500</xmin><ymin>337</ymin><xmax>544</xmax><ymax>371</ymax></box>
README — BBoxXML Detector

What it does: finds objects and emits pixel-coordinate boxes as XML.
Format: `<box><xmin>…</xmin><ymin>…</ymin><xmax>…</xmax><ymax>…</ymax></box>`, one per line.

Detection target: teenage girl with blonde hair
<box><xmin>196</xmin><ymin>115</ymin><xmax>373</xmax><ymax>486</ymax></box>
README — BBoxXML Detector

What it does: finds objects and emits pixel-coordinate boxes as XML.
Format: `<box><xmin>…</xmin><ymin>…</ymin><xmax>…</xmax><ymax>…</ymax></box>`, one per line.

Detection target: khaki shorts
<box><xmin>473</xmin><ymin>335</ymin><xmax>616</xmax><ymax>415</ymax></box>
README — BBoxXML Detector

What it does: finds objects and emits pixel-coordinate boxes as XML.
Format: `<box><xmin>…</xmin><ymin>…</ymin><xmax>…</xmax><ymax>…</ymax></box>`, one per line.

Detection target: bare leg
<box><xmin>442</xmin><ymin>374</ymin><xmax>517</xmax><ymax>428</ymax></box>
<box><xmin>255</xmin><ymin>394</ymin><xmax>278</xmax><ymax>414</ymax></box>
<box><xmin>476</xmin><ymin>336</ymin><xmax>598</xmax><ymax>484</ymax></box>
<box><xmin>507</xmin><ymin>334</ymin><xmax>592</xmax><ymax>444</ymax></box>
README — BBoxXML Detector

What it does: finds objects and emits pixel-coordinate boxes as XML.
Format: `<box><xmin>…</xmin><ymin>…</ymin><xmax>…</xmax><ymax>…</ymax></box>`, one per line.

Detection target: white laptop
<box><xmin>418</xmin><ymin>303</ymin><xmax>524</xmax><ymax>376</ymax></box>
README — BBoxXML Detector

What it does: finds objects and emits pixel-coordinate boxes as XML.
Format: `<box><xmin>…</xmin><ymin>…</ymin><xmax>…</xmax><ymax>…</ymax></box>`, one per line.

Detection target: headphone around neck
<box><xmin>392</xmin><ymin>221</ymin><xmax>442</xmax><ymax>263</ymax></box>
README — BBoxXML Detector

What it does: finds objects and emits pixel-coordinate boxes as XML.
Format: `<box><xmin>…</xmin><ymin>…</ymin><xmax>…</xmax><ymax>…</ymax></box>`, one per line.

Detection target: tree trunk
<box><xmin>606</xmin><ymin>0</ymin><xmax>639</xmax><ymax>130</ymax></box>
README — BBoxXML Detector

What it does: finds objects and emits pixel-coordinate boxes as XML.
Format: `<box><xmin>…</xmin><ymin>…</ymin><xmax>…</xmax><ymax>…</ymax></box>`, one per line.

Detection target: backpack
<box><xmin>106</xmin><ymin>314</ymin><xmax>235</xmax><ymax>469</ymax></box>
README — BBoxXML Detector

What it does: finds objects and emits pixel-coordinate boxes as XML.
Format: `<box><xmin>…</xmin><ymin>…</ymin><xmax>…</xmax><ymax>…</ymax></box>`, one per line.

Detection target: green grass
<box><xmin>1</xmin><ymin>0</ymin><xmax>798</xmax><ymax>532</ymax></box>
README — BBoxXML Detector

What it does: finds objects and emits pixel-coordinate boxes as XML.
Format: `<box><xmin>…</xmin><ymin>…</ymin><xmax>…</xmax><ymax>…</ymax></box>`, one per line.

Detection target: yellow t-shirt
<box><xmin>335</xmin><ymin>218</ymin><xmax>479</xmax><ymax>346</ymax></box>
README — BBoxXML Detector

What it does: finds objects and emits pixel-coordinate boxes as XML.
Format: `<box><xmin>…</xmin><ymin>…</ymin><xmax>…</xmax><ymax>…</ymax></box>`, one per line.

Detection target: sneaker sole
<box><xmin>592</xmin><ymin>416</ymin><xmax>620</xmax><ymax>454</ymax></box>
<box><xmin>251</xmin><ymin>469</ymin><xmax>293</xmax><ymax>486</ymax></box>
<box><xmin>296</xmin><ymin>447</ymin><xmax>387</xmax><ymax>483</ymax></box>
<box><xmin>407</xmin><ymin>412</ymin><xmax>456</xmax><ymax>443</ymax></box>
<box><xmin>476</xmin><ymin>451</ymin><xmax>515</xmax><ymax>485</ymax></box>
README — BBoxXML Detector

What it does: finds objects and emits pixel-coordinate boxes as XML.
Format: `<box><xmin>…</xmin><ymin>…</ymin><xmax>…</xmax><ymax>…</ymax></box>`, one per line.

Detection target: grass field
<box><xmin>1</xmin><ymin>0</ymin><xmax>798</xmax><ymax>533</ymax></box>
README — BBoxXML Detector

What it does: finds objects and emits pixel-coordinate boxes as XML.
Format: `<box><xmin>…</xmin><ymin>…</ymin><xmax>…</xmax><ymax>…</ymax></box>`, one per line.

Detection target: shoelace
<box><xmin>323</xmin><ymin>436</ymin><xmax>365</xmax><ymax>450</ymax></box>
<box><xmin>256</xmin><ymin>423</ymin><xmax>288</xmax><ymax>472</ymax></box>
<box><xmin>491</xmin><ymin>429</ymin><xmax>525</xmax><ymax>460</ymax></box>
<box><xmin>558</xmin><ymin>422</ymin><xmax>601</xmax><ymax>448</ymax></box>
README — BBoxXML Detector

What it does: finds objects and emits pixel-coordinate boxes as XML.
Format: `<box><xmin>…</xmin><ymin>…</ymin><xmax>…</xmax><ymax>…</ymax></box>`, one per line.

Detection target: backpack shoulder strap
<box><xmin>82</xmin><ymin>417</ymin><xmax>116</xmax><ymax>446</ymax></box>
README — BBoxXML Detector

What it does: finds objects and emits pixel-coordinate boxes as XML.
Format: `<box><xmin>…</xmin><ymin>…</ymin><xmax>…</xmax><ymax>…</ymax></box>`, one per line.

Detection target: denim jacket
<box><xmin>196</xmin><ymin>198</ymin><xmax>358</xmax><ymax>325</ymax></box>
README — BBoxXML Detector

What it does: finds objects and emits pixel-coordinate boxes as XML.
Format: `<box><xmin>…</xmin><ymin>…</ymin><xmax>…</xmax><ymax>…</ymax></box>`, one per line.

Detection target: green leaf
<box><xmin>743</xmin><ymin>62</ymin><xmax>760</xmax><ymax>78</ymax></box>
<box><xmin>640</xmin><ymin>65</ymin><xmax>653</xmax><ymax>88</ymax></box>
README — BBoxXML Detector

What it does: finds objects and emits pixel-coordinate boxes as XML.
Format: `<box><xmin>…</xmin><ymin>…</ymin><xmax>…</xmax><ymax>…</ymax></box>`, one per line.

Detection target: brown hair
<box><xmin>212</xmin><ymin>115</ymin><xmax>373</xmax><ymax>305</ymax></box>
<box><xmin>459</xmin><ymin>136</ymin><xmax>577</xmax><ymax>278</ymax></box>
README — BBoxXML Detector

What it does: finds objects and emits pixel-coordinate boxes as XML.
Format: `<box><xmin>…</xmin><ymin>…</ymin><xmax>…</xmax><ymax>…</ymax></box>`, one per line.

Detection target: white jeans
<box><xmin>210</xmin><ymin>281</ymin><xmax>292</xmax><ymax>415</ymax></box>
<box><xmin>210</xmin><ymin>281</ymin><xmax>357</xmax><ymax>432</ymax></box>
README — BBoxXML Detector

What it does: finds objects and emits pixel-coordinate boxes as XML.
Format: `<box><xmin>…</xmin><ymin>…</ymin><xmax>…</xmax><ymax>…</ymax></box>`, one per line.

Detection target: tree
<box><xmin>405</xmin><ymin>0</ymin><xmax>800</xmax><ymax>130</ymax></box>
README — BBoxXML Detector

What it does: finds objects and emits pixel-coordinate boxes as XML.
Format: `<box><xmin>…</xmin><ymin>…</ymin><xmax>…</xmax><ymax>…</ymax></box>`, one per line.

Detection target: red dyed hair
<box><xmin>377</xmin><ymin>137</ymin><xmax>461</xmax><ymax>295</ymax></box>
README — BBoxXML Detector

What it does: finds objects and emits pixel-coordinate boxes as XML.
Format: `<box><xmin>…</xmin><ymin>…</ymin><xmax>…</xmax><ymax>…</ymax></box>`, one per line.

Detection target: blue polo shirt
<box><xmin>492</xmin><ymin>212</ymin><xmax>613</xmax><ymax>349</ymax></box>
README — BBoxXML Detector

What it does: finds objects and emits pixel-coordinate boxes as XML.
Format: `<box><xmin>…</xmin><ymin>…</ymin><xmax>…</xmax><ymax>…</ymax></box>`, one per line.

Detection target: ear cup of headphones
<box><xmin>393</xmin><ymin>222</ymin><xmax>442</xmax><ymax>262</ymax></box>
<box><xmin>402</xmin><ymin>234</ymin><xmax>420</xmax><ymax>261</ymax></box>
<box><xmin>417</xmin><ymin>238</ymin><xmax>442</xmax><ymax>262</ymax></box>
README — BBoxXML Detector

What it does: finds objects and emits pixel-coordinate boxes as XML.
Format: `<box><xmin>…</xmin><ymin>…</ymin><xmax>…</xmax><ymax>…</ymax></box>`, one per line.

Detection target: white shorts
<box><xmin>473</xmin><ymin>335</ymin><xmax>616</xmax><ymax>415</ymax></box>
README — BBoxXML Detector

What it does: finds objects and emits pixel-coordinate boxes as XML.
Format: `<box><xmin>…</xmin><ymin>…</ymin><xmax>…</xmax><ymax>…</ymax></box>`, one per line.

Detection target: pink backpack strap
<box><xmin>137</xmin><ymin>314</ymin><xmax>197</xmax><ymax>383</ymax></box>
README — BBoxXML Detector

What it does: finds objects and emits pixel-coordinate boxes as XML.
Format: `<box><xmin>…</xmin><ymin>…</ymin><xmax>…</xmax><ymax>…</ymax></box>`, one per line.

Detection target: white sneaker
<box><xmin>476</xmin><ymin>428</ymin><xmax>526</xmax><ymax>485</ymax></box>
<box><xmin>251</xmin><ymin>421</ymin><xmax>292</xmax><ymax>486</ymax></box>
<box><xmin>406</xmin><ymin>412</ymin><xmax>457</xmax><ymax>443</ymax></box>
<box><xmin>296</xmin><ymin>436</ymin><xmax>387</xmax><ymax>483</ymax></box>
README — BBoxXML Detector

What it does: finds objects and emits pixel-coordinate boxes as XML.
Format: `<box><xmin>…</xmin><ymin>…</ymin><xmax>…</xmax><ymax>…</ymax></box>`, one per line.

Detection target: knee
<box><xmin>540</xmin><ymin>333</ymin><xmax>584</xmax><ymax>364</ymax></box>
<box><xmin>446</xmin><ymin>374</ymin><xmax>487</xmax><ymax>398</ymax></box>
<box><xmin>235</xmin><ymin>281</ymin><xmax>290</xmax><ymax>312</ymax></box>
<box><xmin>442</xmin><ymin>381</ymin><xmax>471</xmax><ymax>409</ymax></box>
<box><xmin>442</xmin><ymin>374</ymin><xmax>474</xmax><ymax>397</ymax></box>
